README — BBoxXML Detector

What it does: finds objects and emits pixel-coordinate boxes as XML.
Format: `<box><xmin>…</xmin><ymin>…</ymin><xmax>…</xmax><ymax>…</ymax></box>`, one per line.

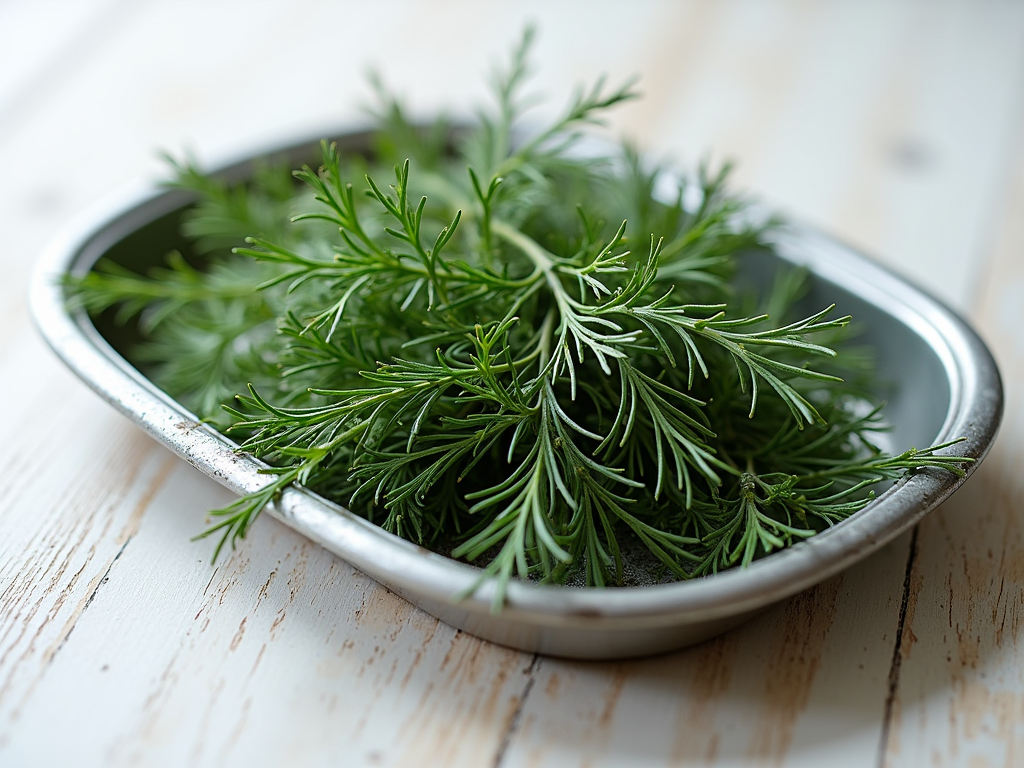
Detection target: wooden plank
<box><xmin>500</xmin><ymin>540</ymin><xmax>909</xmax><ymax>768</ymax></box>
<box><xmin>1</xmin><ymin>462</ymin><xmax>535</xmax><ymax>767</ymax></box>
<box><xmin>0</xmin><ymin>371</ymin><xmax>177</xmax><ymax>745</ymax></box>
<box><xmin>881</xmin><ymin>81</ymin><xmax>1024</xmax><ymax>767</ymax></box>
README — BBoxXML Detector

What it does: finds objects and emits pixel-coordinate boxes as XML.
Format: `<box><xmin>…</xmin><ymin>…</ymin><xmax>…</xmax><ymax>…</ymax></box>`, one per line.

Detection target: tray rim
<box><xmin>28</xmin><ymin>130</ymin><xmax>1004</xmax><ymax>650</ymax></box>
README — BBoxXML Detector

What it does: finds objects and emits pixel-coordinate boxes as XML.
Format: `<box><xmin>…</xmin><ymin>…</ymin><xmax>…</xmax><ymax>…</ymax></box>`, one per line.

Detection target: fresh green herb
<box><xmin>67</xmin><ymin>31</ymin><xmax>969</xmax><ymax>608</ymax></box>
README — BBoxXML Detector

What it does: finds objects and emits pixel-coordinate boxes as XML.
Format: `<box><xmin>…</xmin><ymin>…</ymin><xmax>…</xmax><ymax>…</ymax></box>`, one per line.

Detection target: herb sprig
<box><xmin>67</xmin><ymin>32</ymin><xmax>969</xmax><ymax>607</ymax></box>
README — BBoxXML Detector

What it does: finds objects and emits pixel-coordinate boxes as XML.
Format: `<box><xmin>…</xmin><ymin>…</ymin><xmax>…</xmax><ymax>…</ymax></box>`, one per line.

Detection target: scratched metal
<box><xmin>29</xmin><ymin>130</ymin><xmax>1004</xmax><ymax>659</ymax></box>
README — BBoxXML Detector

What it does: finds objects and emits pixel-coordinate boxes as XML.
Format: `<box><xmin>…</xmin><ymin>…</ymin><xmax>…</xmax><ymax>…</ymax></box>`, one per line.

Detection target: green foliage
<box><xmin>65</xmin><ymin>31</ymin><xmax>970</xmax><ymax>607</ymax></box>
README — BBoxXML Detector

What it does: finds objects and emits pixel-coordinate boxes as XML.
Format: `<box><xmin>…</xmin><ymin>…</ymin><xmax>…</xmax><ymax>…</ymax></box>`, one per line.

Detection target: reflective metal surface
<box><xmin>30</xmin><ymin>131</ymin><xmax>1003</xmax><ymax>659</ymax></box>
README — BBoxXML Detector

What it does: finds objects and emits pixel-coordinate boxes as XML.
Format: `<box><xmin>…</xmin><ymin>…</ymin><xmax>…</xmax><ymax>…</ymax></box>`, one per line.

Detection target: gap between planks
<box><xmin>492</xmin><ymin>654</ymin><xmax>541</xmax><ymax>768</ymax></box>
<box><xmin>877</xmin><ymin>527</ymin><xmax>920</xmax><ymax>768</ymax></box>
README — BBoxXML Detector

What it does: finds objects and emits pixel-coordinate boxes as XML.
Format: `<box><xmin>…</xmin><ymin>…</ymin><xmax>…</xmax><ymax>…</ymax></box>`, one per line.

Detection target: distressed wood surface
<box><xmin>1</xmin><ymin>2</ymin><xmax>1022</xmax><ymax>766</ymax></box>
<box><xmin>882</xmin><ymin>79</ymin><xmax>1024</xmax><ymax>768</ymax></box>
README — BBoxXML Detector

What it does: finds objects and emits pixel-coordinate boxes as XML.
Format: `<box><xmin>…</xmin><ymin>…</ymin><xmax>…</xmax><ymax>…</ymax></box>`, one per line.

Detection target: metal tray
<box><xmin>30</xmin><ymin>130</ymin><xmax>1003</xmax><ymax>659</ymax></box>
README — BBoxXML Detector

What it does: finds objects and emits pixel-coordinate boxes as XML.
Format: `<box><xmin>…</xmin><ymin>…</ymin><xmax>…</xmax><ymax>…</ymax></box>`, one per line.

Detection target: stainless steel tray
<box><xmin>30</xmin><ymin>130</ymin><xmax>1003</xmax><ymax>659</ymax></box>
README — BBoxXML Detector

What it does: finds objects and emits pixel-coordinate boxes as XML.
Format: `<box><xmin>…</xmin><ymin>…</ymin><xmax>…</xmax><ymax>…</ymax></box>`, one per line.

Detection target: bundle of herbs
<box><xmin>69</xmin><ymin>33</ymin><xmax>967</xmax><ymax>607</ymax></box>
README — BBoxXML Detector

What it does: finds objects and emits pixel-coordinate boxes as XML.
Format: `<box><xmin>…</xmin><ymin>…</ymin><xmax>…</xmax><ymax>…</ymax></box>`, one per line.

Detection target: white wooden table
<box><xmin>2</xmin><ymin>2</ymin><xmax>1023</xmax><ymax>766</ymax></box>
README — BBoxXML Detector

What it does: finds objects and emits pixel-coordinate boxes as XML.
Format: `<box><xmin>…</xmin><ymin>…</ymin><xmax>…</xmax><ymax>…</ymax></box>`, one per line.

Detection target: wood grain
<box><xmin>499</xmin><ymin>539</ymin><xmax>909</xmax><ymax>768</ymax></box>
<box><xmin>882</xmin><ymin>84</ymin><xmax>1024</xmax><ymax>768</ymax></box>
<box><xmin>2</xmin><ymin>461</ymin><xmax>536</xmax><ymax>767</ymax></box>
